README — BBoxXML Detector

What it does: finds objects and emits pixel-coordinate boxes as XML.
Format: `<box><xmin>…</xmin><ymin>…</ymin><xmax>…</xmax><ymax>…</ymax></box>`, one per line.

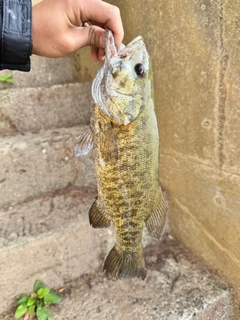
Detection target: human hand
<box><xmin>32</xmin><ymin>0</ymin><xmax>124</xmax><ymax>61</ymax></box>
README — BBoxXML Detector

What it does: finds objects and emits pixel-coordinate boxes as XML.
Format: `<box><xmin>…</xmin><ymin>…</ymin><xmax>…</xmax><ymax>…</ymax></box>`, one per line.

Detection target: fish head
<box><xmin>92</xmin><ymin>29</ymin><xmax>151</xmax><ymax>125</ymax></box>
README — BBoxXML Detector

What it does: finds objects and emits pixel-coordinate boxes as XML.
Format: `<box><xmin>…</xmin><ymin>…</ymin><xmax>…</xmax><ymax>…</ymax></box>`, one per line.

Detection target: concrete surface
<box><xmin>0</xmin><ymin>219</ymin><xmax>102</xmax><ymax>315</ymax></box>
<box><xmin>0</xmin><ymin>55</ymin><xmax>77</xmax><ymax>90</ymax></box>
<box><xmin>0</xmin><ymin>83</ymin><xmax>91</xmax><ymax>135</ymax></box>
<box><xmin>1</xmin><ymin>233</ymin><xmax>231</xmax><ymax>319</ymax></box>
<box><xmin>0</xmin><ymin>187</ymin><xmax>96</xmax><ymax>247</ymax></box>
<box><xmin>0</xmin><ymin>127</ymin><xmax>95</xmax><ymax>209</ymax></box>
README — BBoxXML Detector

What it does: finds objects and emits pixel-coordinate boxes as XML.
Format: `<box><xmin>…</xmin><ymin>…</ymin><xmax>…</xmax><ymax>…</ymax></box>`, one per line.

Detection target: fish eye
<box><xmin>134</xmin><ymin>63</ymin><xmax>145</xmax><ymax>77</ymax></box>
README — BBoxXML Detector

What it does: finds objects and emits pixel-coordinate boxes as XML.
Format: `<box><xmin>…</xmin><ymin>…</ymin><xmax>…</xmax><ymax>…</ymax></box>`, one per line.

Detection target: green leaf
<box><xmin>4</xmin><ymin>72</ymin><xmax>12</xmax><ymax>79</ymax></box>
<box><xmin>34</xmin><ymin>280</ymin><xmax>45</xmax><ymax>292</ymax></box>
<box><xmin>27</xmin><ymin>296</ymin><xmax>36</xmax><ymax>306</ymax></box>
<box><xmin>16</xmin><ymin>295</ymin><xmax>29</xmax><ymax>306</ymax></box>
<box><xmin>36</xmin><ymin>300</ymin><xmax>43</xmax><ymax>308</ymax></box>
<box><xmin>14</xmin><ymin>305</ymin><xmax>28</xmax><ymax>319</ymax></box>
<box><xmin>37</xmin><ymin>288</ymin><xmax>50</xmax><ymax>299</ymax></box>
<box><xmin>43</xmin><ymin>293</ymin><xmax>62</xmax><ymax>305</ymax></box>
<box><xmin>0</xmin><ymin>72</ymin><xmax>13</xmax><ymax>83</ymax></box>
<box><xmin>28</xmin><ymin>304</ymin><xmax>35</xmax><ymax>315</ymax></box>
<box><xmin>36</xmin><ymin>307</ymin><xmax>52</xmax><ymax>320</ymax></box>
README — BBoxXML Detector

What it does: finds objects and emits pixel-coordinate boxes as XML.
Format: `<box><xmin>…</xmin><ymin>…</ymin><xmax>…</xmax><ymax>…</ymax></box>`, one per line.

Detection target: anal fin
<box><xmin>145</xmin><ymin>190</ymin><xmax>166</xmax><ymax>239</ymax></box>
<box><xmin>89</xmin><ymin>198</ymin><xmax>111</xmax><ymax>228</ymax></box>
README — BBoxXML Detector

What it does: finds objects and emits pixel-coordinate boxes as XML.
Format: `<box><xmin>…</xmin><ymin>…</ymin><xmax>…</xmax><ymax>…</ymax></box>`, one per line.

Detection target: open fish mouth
<box><xmin>105</xmin><ymin>29</ymin><xmax>144</xmax><ymax>62</ymax></box>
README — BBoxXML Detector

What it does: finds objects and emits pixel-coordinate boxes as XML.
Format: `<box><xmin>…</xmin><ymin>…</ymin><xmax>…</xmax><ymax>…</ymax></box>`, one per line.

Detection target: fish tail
<box><xmin>103</xmin><ymin>246</ymin><xmax>146</xmax><ymax>280</ymax></box>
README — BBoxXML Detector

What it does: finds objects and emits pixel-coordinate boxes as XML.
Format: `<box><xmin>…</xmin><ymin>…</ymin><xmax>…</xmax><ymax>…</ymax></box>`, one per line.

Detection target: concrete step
<box><xmin>0</xmin><ymin>82</ymin><xmax>91</xmax><ymax>136</ymax></box>
<box><xmin>0</xmin><ymin>187</ymin><xmax>96</xmax><ymax>247</ymax></box>
<box><xmin>1</xmin><ymin>233</ymin><xmax>231</xmax><ymax>319</ymax></box>
<box><xmin>0</xmin><ymin>126</ymin><xmax>95</xmax><ymax>209</ymax></box>
<box><xmin>0</xmin><ymin>220</ymin><xmax>102</xmax><ymax>315</ymax></box>
<box><xmin>0</xmin><ymin>55</ymin><xmax>78</xmax><ymax>90</ymax></box>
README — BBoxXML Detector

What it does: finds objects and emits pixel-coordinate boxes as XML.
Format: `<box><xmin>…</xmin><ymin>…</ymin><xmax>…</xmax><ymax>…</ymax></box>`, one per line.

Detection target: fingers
<box><xmin>91</xmin><ymin>46</ymin><xmax>105</xmax><ymax>62</ymax></box>
<box><xmin>83</xmin><ymin>22</ymin><xmax>105</xmax><ymax>61</ymax></box>
<box><xmin>72</xmin><ymin>25</ymin><xmax>105</xmax><ymax>48</ymax></box>
<box><xmin>81</xmin><ymin>0</ymin><xmax>124</xmax><ymax>49</ymax></box>
<box><xmin>67</xmin><ymin>25</ymin><xmax>106</xmax><ymax>61</ymax></box>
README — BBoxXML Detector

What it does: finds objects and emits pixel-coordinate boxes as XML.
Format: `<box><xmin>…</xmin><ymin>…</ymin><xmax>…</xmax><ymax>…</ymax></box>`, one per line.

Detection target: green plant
<box><xmin>14</xmin><ymin>280</ymin><xmax>62</xmax><ymax>320</ymax></box>
<box><xmin>0</xmin><ymin>72</ymin><xmax>13</xmax><ymax>83</ymax></box>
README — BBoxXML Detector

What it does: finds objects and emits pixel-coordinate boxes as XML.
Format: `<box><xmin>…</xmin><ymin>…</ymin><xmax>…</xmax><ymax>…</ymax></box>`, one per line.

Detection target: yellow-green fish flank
<box><xmin>75</xmin><ymin>29</ymin><xmax>165</xmax><ymax>280</ymax></box>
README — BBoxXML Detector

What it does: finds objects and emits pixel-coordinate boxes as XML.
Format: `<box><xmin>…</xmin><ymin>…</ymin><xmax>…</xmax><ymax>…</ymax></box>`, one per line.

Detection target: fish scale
<box><xmin>75</xmin><ymin>29</ymin><xmax>165</xmax><ymax>280</ymax></box>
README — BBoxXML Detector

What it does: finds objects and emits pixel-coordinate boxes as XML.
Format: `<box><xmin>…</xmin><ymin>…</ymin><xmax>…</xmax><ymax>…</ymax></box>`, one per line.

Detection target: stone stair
<box><xmin>0</xmin><ymin>56</ymin><xmax>232</xmax><ymax>319</ymax></box>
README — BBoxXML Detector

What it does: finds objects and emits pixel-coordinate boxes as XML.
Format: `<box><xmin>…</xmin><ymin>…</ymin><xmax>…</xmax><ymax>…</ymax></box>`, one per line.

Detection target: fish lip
<box><xmin>105</xmin><ymin>29</ymin><xmax>118</xmax><ymax>62</ymax></box>
<box><xmin>105</xmin><ymin>29</ymin><xmax>144</xmax><ymax>63</ymax></box>
<box><xmin>91</xmin><ymin>29</ymin><xmax>116</xmax><ymax>119</ymax></box>
<box><xmin>117</xmin><ymin>36</ymin><xmax>145</xmax><ymax>58</ymax></box>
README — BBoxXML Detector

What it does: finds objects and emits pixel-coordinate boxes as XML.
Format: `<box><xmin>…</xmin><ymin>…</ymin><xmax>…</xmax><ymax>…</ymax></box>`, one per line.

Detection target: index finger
<box><xmin>82</xmin><ymin>0</ymin><xmax>124</xmax><ymax>49</ymax></box>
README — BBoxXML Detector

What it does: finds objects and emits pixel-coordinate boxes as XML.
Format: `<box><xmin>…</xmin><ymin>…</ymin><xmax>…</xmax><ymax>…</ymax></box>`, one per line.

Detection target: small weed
<box><xmin>14</xmin><ymin>280</ymin><xmax>62</xmax><ymax>320</ymax></box>
<box><xmin>0</xmin><ymin>72</ymin><xmax>13</xmax><ymax>83</ymax></box>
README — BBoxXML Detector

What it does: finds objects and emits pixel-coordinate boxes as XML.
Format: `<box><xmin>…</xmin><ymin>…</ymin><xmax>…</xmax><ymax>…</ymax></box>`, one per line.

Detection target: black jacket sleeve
<box><xmin>0</xmin><ymin>0</ymin><xmax>32</xmax><ymax>71</ymax></box>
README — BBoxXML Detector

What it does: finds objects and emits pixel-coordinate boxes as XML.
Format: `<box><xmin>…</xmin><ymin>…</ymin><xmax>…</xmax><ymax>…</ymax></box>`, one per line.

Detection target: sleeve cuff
<box><xmin>0</xmin><ymin>0</ymin><xmax>32</xmax><ymax>71</ymax></box>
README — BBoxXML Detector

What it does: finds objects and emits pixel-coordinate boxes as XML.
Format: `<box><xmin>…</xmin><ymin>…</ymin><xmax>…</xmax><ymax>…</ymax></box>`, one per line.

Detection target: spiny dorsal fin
<box><xmin>74</xmin><ymin>127</ymin><xmax>94</xmax><ymax>157</ymax></box>
<box><xmin>89</xmin><ymin>198</ymin><xmax>111</xmax><ymax>228</ymax></box>
<box><xmin>103</xmin><ymin>246</ymin><xmax>146</xmax><ymax>280</ymax></box>
<box><xmin>145</xmin><ymin>190</ymin><xmax>166</xmax><ymax>239</ymax></box>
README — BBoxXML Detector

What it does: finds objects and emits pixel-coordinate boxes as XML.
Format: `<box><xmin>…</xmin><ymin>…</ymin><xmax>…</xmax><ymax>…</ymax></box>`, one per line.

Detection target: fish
<box><xmin>74</xmin><ymin>29</ymin><xmax>165</xmax><ymax>280</ymax></box>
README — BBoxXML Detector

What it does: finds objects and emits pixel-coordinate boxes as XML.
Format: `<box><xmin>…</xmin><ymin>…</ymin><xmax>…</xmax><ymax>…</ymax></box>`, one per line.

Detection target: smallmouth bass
<box><xmin>75</xmin><ymin>29</ymin><xmax>165</xmax><ymax>280</ymax></box>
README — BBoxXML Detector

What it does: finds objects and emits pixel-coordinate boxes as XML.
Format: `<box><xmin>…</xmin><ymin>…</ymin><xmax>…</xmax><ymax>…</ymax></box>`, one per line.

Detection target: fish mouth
<box><xmin>105</xmin><ymin>29</ymin><xmax>118</xmax><ymax>61</ymax></box>
<box><xmin>105</xmin><ymin>29</ymin><xmax>144</xmax><ymax>62</ymax></box>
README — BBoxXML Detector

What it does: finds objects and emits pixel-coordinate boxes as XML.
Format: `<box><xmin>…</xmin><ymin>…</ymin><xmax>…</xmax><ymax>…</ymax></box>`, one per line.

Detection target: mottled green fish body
<box><xmin>75</xmin><ymin>30</ymin><xmax>165</xmax><ymax>280</ymax></box>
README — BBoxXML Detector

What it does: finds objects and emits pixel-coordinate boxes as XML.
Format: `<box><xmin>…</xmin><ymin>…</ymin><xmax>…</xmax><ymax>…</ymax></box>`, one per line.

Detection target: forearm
<box><xmin>0</xmin><ymin>0</ymin><xmax>32</xmax><ymax>71</ymax></box>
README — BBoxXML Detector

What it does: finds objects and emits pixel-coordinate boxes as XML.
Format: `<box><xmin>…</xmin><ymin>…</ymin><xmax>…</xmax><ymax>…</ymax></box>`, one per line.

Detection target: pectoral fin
<box><xmin>145</xmin><ymin>191</ymin><xmax>166</xmax><ymax>239</ymax></box>
<box><xmin>89</xmin><ymin>198</ymin><xmax>111</xmax><ymax>228</ymax></box>
<box><xmin>74</xmin><ymin>127</ymin><xmax>94</xmax><ymax>156</ymax></box>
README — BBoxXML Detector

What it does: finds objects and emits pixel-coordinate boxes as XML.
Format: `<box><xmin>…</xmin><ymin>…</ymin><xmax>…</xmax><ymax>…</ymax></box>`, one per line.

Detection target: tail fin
<box><xmin>103</xmin><ymin>246</ymin><xmax>146</xmax><ymax>280</ymax></box>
